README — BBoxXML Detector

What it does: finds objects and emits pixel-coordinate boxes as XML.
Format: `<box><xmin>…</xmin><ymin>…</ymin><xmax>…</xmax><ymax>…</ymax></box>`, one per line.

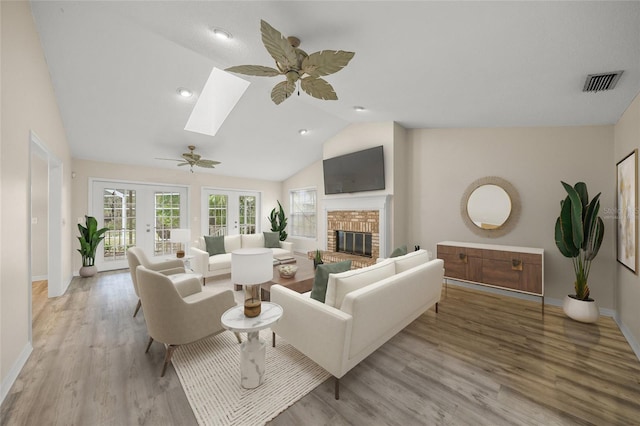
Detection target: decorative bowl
<box><xmin>278</xmin><ymin>264</ymin><xmax>298</xmax><ymax>278</ymax></box>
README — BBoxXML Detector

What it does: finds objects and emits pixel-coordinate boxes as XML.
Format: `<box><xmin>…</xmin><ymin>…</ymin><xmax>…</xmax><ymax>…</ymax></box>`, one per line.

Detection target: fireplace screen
<box><xmin>336</xmin><ymin>231</ymin><xmax>373</xmax><ymax>257</ymax></box>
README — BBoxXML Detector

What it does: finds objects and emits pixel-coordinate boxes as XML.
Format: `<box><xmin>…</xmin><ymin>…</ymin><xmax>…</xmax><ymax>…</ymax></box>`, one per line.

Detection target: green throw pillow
<box><xmin>263</xmin><ymin>231</ymin><xmax>281</xmax><ymax>248</ymax></box>
<box><xmin>204</xmin><ymin>235</ymin><xmax>225</xmax><ymax>256</ymax></box>
<box><xmin>390</xmin><ymin>245</ymin><xmax>408</xmax><ymax>258</ymax></box>
<box><xmin>310</xmin><ymin>260</ymin><xmax>352</xmax><ymax>303</ymax></box>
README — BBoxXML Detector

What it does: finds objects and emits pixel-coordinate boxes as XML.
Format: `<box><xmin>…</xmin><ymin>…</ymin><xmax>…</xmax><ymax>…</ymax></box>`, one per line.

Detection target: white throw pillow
<box><xmin>325</xmin><ymin>259</ymin><xmax>396</xmax><ymax>309</ymax></box>
<box><xmin>241</xmin><ymin>233</ymin><xmax>264</xmax><ymax>248</ymax></box>
<box><xmin>394</xmin><ymin>249</ymin><xmax>430</xmax><ymax>273</ymax></box>
<box><xmin>224</xmin><ymin>235</ymin><xmax>242</xmax><ymax>252</ymax></box>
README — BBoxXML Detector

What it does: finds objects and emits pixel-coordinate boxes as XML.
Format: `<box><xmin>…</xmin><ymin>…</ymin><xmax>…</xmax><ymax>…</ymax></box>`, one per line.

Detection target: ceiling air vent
<box><xmin>583</xmin><ymin>71</ymin><xmax>623</xmax><ymax>92</ymax></box>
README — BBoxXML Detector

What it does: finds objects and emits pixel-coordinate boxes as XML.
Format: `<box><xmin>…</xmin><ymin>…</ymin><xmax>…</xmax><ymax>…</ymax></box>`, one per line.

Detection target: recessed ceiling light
<box><xmin>298</xmin><ymin>129</ymin><xmax>308</xmax><ymax>135</ymax></box>
<box><xmin>353</xmin><ymin>106</ymin><xmax>365</xmax><ymax>112</ymax></box>
<box><xmin>212</xmin><ymin>28</ymin><xmax>232</xmax><ymax>40</ymax></box>
<box><xmin>177</xmin><ymin>87</ymin><xmax>193</xmax><ymax>98</ymax></box>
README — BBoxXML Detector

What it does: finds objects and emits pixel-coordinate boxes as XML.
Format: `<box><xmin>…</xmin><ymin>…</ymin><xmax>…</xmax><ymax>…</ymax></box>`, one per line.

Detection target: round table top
<box><xmin>221</xmin><ymin>302</ymin><xmax>283</xmax><ymax>333</ymax></box>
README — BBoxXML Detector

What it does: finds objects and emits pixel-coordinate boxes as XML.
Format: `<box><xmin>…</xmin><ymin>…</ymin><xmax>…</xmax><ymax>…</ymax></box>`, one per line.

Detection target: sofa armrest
<box><xmin>190</xmin><ymin>247</ymin><xmax>209</xmax><ymax>276</ymax></box>
<box><xmin>279</xmin><ymin>241</ymin><xmax>293</xmax><ymax>253</ymax></box>
<box><xmin>271</xmin><ymin>285</ymin><xmax>352</xmax><ymax>378</ymax></box>
<box><xmin>148</xmin><ymin>258</ymin><xmax>184</xmax><ymax>272</ymax></box>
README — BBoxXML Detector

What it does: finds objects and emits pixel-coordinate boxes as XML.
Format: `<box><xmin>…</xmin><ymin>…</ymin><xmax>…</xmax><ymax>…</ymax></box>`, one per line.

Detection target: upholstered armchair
<box><xmin>126</xmin><ymin>247</ymin><xmax>185</xmax><ymax>317</ymax></box>
<box><xmin>136</xmin><ymin>266</ymin><xmax>240</xmax><ymax>376</ymax></box>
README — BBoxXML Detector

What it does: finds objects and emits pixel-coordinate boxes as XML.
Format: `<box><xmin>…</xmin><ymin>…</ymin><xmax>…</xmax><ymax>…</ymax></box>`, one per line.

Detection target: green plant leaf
<box><xmin>561</xmin><ymin>181</ymin><xmax>584</xmax><ymax>249</ymax></box>
<box><xmin>574</xmin><ymin>182</ymin><xmax>589</xmax><ymax>214</ymax></box>
<box><xmin>555</xmin><ymin>196</ymin><xmax>579</xmax><ymax>257</ymax></box>
<box><xmin>582</xmin><ymin>192</ymin><xmax>601</xmax><ymax>250</ymax></box>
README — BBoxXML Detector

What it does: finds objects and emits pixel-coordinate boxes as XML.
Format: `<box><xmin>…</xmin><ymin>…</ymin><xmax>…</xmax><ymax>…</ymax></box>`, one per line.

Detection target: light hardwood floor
<box><xmin>2</xmin><ymin>271</ymin><xmax>639</xmax><ymax>425</ymax></box>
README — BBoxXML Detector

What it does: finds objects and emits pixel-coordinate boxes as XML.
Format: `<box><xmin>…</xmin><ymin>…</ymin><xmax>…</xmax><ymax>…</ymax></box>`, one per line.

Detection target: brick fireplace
<box><xmin>327</xmin><ymin>210</ymin><xmax>380</xmax><ymax>259</ymax></box>
<box><xmin>323</xmin><ymin>195</ymin><xmax>391</xmax><ymax>260</ymax></box>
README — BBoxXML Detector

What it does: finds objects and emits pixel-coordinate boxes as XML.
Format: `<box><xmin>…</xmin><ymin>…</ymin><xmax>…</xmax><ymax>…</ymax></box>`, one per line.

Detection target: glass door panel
<box><xmin>92</xmin><ymin>180</ymin><xmax>187</xmax><ymax>271</ymax></box>
<box><xmin>202</xmin><ymin>189</ymin><xmax>260</xmax><ymax>237</ymax></box>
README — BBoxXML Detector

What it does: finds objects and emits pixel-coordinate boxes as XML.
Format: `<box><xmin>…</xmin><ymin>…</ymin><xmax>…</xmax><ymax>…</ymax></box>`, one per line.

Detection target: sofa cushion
<box><xmin>393</xmin><ymin>249</ymin><xmax>430</xmax><ymax>273</ymax></box>
<box><xmin>241</xmin><ymin>233</ymin><xmax>264</xmax><ymax>248</ymax></box>
<box><xmin>390</xmin><ymin>245</ymin><xmax>408</xmax><ymax>258</ymax></box>
<box><xmin>263</xmin><ymin>232</ymin><xmax>281</xmax><ymax>248</ymax></box>
<box><xmin>224</xmin><ymin>235</ymin><xmax>242</xmax><ymax>252</ymax></box>
<box><xmin>208</xmin><ymin>253</ymin><xmax>232</xmax><ymax>271</ymax></box>
<box><xmin>204</xmin><ymin>235</ymin><xmax>225</xmax><ymax>256</ymax></box>
<box><xmin>325</xmin><ymin>259</ymin><xmax>396</xmax><ymax>309</ymax></box>
<box><xmin>272</xmin><ymin>247</ymin><xmax>290</xmax><ymax>257</ymax></box>
<box><xmin>310</xmin><ymin>260</ymin><xmax>352</xmax><ymax>303</ymax></box>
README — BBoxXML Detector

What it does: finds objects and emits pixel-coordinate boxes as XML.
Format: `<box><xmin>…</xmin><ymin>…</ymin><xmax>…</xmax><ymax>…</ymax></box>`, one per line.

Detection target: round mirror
<box><xmin>467</xmin><ymin>184</ymin><xmax>511</xmax><ymax>229</ymax></box>
<box><xmin>460</xmin><ymin>176</ymin><xmax>520</xmax><ymax>238</ymax></box>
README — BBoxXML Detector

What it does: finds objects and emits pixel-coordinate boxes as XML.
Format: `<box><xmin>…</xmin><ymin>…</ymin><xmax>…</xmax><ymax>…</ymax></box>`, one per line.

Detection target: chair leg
<box><xmin>161</xmin><ymin>345</ymin><xmax>178</xmax><ymax>377</ymax></box>
<box><xmin>435</xmin><ymin>302</ymin><xmax>439</xmax><ymax>314</ymax></box>
<box><xmin>334</xmin><ymin>377</ymin><xmax>340</xmax><ymax>400</ymax></box>
<box><xmin>272</xmin><ymin>332</ymin><xmax>276</xmax><ymax>347</ymax></box>
<box><xmin>133</xmin><ymin>299</ymin><xmax>142</xmax><ymax>317</ymax></box>
<box><xmin>235</xmin><ymin>332</ymin><xmax>242</xmax><ymax>343</ymax></box>
<box><xmin>145</xmin><ymin>336</ymin><xmax>154</xmax><ymax>353</ymax></box>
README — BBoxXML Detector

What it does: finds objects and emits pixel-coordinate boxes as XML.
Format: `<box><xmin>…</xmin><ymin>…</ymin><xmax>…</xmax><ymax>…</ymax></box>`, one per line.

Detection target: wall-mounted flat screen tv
<box><xmin>323</xmin><ymin>145</ymin><xmax>385</xmax><ymax>194</ymax></box>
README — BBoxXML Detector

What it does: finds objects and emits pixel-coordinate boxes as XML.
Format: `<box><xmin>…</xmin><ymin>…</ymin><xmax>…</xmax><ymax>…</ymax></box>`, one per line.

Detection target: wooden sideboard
<box><xmin>437</xmin><ymin>241</ymin><xmax>544</xmax><ymax>311</ymax></box>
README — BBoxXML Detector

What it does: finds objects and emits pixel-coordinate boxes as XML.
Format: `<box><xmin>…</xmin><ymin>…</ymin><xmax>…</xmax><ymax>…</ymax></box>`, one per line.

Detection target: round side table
<box><xmin>221</xmin><ymin>301</ymin><xmax>283</xmax><ymax>389</ymax></box>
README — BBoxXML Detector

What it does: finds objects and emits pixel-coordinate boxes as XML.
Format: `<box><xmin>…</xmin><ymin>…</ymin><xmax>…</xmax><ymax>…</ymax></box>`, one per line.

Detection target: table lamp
<box><xmin>231</xmin><ymin>248</ymin><xmax>273</xmax><ymax>317</ymax></box>
<box><xmin>170</xmin><ymin>228</ymin><xmax>190</xmax><ymax>258</ymax></box>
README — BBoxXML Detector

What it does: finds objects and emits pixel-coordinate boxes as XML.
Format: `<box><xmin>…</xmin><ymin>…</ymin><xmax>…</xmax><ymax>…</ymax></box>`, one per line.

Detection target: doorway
<box><xmin>201</xmin><ymin>189</ymin><xmax>260</xmax><ymax>237</ymax></box>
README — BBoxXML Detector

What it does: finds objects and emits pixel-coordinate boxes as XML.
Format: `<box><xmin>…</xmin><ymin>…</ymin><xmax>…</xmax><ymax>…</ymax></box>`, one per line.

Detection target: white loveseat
<box><xmin>191</xmin><ymin>233</ymin><xmax>293</xmax><ymax>284</ymax></box>
<box><xmin>271</xmin><ymin>249</ymin><xmax>443</xmax><ymax>399</ymax></box>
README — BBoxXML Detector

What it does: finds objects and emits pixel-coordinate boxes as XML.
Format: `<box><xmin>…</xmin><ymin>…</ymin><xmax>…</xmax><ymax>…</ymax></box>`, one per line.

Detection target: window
<box><xmin>290</xmin><ymin>188</ymin><xmax>316</xmax><ymax>238</ymax></box>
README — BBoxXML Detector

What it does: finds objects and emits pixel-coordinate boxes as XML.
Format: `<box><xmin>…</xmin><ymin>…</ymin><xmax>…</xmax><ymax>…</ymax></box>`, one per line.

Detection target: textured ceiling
<box><xmin>31</xmin><ymin>1</ymin><xmax>640</xmax><ymax>181</ymax></box>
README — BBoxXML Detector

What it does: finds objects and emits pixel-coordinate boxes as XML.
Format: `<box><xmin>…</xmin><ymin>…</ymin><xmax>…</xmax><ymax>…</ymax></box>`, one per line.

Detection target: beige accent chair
<box><xmin>136</xmin><ymin>266</ymin><xmax>240</xmax><ymax>376</ymax></box>
<box><xmin>126</xmin><ymin>247</ymin><xmax>186</xmax><ymax>317</ymax></box>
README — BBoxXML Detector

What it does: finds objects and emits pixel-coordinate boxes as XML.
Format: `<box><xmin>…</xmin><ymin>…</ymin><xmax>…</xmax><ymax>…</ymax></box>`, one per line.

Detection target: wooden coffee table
<box><xmin>261</xmin><ymin>255</ymin><xmax>315</xmax><ymax>301</ymax></box>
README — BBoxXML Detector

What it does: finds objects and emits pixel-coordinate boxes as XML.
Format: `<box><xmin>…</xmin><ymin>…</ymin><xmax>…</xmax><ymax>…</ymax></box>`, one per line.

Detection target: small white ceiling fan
<box><xmin>156</xmin><ymin>145</ymin><xmax>220</xmax><ymax>173</ymax></box>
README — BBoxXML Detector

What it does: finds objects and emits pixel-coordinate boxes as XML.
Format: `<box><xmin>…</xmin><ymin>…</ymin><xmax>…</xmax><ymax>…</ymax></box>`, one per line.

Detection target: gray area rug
<box><xmin>172</xmin><ymin>329</ymin><xmax>330</xmax><ymax>426</ymax></box>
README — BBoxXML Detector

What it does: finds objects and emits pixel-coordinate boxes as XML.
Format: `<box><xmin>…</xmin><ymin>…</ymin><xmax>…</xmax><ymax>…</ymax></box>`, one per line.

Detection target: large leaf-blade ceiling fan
<box><xmin>156</xmin><ymin>145</ymin><xmax>220</xmax><ymax>173</ymax></box>
<box><xmin>226</xmin><ymin>20</ymin><xmax>355</xmax><ymax>105</ymax></box>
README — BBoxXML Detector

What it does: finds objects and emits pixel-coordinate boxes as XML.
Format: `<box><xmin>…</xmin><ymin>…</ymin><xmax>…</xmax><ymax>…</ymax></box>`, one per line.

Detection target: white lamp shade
<box><xmin>170</xmin><ymin>228</ymin><xmax>190</xmax><ymax>243</ymax></box>
<box><xmin>232</xmin><ymin>248</ymin><xmax>273</xmax><ymax>285</ymax></box>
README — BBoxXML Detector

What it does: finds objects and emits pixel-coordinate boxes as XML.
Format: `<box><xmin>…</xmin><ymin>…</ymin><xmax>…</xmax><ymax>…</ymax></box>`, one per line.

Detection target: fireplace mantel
<box><xmin>323</xmin><ymin>195</ymin><xmax>392</xmax><ymax>258</ymax></box>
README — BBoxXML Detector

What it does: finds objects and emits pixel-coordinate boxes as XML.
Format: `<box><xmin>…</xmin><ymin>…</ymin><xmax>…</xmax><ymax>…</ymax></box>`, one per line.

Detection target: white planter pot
<box><xmin>79</xmin><ymin>265</ymin><xmax>97</xmax><ymax>277</ymax></box>
<box><xmin>563</xmin><ymin>295</ymin><xmax>599</xmax><ymax>323</ymax></box>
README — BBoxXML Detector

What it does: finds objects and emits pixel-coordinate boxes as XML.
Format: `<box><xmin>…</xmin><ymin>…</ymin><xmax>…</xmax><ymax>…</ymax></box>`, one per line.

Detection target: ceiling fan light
<box><xmin>212</xmin><ymin>28</ymin><xmax>232</xmax><ymax>40</ymax></box>
<box><xmin>177</xmin><ymin>88</ymin><xmax>193</xmax><ymax>98</ymax></box>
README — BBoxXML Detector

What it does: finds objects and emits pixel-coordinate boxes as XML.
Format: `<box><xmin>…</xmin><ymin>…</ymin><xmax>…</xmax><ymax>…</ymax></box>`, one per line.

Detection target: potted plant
<box><xmin>554</xmin><ymin>181</ymin><xmax>604</xmax><ymax>323</ymax></box>
<box><xmin>77</xmin><ymin>215</ymin><xmax>109</xmax><ymax>277</ymax></box>
<box><xmin>313</xmin><ymin>249</ymin><xmax>324</xmax><ymax>270</ymax></box>
<box><xmin>268</xmin><ymin>200</ymin><xmax>288</xmax><ymax>241</ymax></box>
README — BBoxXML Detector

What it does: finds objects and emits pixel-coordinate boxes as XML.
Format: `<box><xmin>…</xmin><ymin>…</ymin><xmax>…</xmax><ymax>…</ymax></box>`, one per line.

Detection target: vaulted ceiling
<box><xmin>31</xmin><ymin>1</ymin><xmax>640</xmax><ymax>181</ymax></box>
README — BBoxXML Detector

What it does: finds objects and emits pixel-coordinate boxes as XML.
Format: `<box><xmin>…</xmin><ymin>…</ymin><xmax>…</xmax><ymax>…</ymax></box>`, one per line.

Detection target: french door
<box><xmin>201</xmin><ymin>189</ymin><xmax>260</xmax><ymax>237</ymax></box>
<box><xmin>91</xmin><ymin>180</ymin><xmax>188</xmax><ymax>271</ymax></box>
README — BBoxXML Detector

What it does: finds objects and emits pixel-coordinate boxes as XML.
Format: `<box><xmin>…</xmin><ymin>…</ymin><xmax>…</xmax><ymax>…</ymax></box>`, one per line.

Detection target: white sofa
<box><xmin>270</xmin><ymin>250</ymin><xmax>444</xmax><ymax>399</ymax></box>
<box><xmin>191</xmin><ymin>233</ymin><xmax>293</xmax><ymax>284</ymax></box>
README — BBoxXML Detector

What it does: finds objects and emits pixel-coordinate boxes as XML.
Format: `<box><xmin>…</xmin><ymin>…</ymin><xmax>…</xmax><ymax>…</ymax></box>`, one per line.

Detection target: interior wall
<box><xmin>281</xmin><ymin>160</ymin><xmax>323</xmax><ymax>255</ymax></box>
<box><xmin>1</xmin><ymin>0</ymin><xmax>73</xmax><ymax>395</ymax></box>
<box><xmin>393</xmin><ymin>123</ymin><xmax>408</xmax><ymax>249</ymax></box>
<box><xmin>31</xmin><ymin>153</ymin><xmax>48</xmax><ymax>279</ymax></box>
<box><xmin>71</xmin><ymin>159</ymin><xmax>282</xmax><ymax>272</ymax></box>
<box><xmin>614</xmin><ymin>92</ymin><xmax>640</xmax><ymax>350</ymax></box>
<box><xmin>406</xmin><ymin>126</ymin><xmax>616</xmax><ymax>308</ymax></box>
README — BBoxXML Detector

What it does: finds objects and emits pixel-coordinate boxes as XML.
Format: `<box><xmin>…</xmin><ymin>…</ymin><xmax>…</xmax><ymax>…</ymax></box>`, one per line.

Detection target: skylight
<box><xmin>184</xmin><ymin>67</ymin><xmax>250</xmax><ymax>137</ymax></box>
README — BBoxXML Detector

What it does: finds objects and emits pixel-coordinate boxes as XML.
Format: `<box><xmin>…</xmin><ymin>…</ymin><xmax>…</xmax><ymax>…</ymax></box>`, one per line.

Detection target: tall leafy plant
<box><xmin>554</xmin><ymin>181</ymin><xmax>604</xmax><ymax>300</ymax></box>
<box><xmin>268</xmin><ymin>200</ymin><xmax>288</xmax><ymax>241</ymax></box>
<box><xmin>77</xmin><ymin>215</ymin><xmax>109</xmax><ymax>267</ymax></box>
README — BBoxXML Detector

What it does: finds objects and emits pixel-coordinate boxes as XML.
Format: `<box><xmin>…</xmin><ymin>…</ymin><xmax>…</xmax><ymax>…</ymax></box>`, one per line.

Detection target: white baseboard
<box><xmin>615</xmin><ymin>318</ymin><xmax>640</xmax><ymax>362</ymax></box>
<box><xmin>31</xmin><ymin>275</ymin><xmax>47</xmax><ymax>281</ymax></box>
<box><xmin>1</xmin><ymin>342</ymin><xmax>33</xmax><ymax>404</ymax></box>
